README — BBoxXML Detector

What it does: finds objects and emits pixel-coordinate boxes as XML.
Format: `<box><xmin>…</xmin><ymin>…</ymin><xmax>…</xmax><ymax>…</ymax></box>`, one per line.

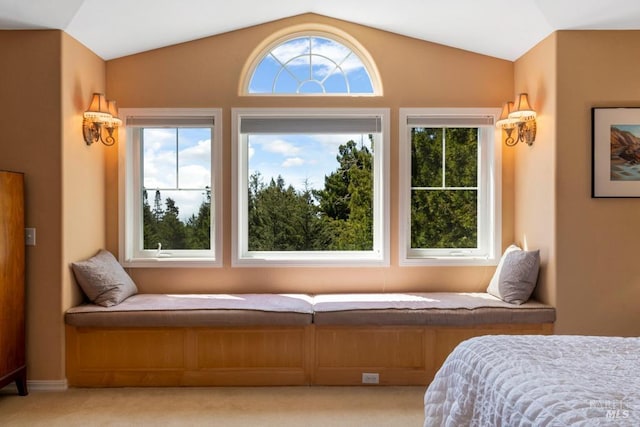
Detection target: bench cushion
<box><xmin>312</xmin><ymin>292</ymin><xmax>555</xmax><ymax>326</ymax></box>
<box><xmin>65</xmin><ymin>293</ymin><xmax>314</xmax><ymax>327</ymax></box>
<box><xmin>65</xmin><ymin>292</ymin><xmax>556</xmax><ymax>328</ymax></box>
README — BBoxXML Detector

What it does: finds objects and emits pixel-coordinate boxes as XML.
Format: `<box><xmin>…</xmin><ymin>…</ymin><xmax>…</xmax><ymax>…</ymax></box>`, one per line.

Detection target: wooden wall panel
<box><xmin>65</xmin><ymin>323</ymin><xmax>553</xmax><ymax>387</ymax></box>
<box><xmin>70</xmin><ymin>328</ymin><xmax>186</xmax><ymax>369</ymax></box>
<box><xmin>315</xmin><ymin>327</ymin><xmax>428</xmax><ymax>368</ymax></box>
<box><xmin>195</xmin><ymin>328</ymin><xmax>307</xmax><ymax>369</ymax></box>
<box><xmin>313</xmin><ymin>326</ymin><xmax>435</xmax><ymax>386</ymax></box>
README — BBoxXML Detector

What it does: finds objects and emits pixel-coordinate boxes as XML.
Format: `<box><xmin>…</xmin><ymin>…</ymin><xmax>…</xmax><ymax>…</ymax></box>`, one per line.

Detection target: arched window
<box><xmin>244</xmin><ymin>30</ymin><xmax>380</xmax><ymax>95</ymax></box>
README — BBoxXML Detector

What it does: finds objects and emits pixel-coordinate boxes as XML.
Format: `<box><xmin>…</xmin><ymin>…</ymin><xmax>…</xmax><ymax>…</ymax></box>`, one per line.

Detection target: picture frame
<box><xmin>592</xmin><ymin>107</ymin><xmax>640</xmax><ymax>197</ymax></box>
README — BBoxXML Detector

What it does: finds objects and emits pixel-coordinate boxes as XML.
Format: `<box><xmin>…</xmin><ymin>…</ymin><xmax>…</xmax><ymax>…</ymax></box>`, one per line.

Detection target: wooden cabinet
<box><xmin>0</xmin><ymin>171</ymin><xmax>27</xmax><ymax>395</ymax></box>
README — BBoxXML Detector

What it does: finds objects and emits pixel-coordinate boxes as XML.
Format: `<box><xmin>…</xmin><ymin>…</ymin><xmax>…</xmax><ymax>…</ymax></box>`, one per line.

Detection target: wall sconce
<box><xmin>496</xmin><ymin>93</ymin><xmax>537</xmax><ymax>146</ymax></box>
<box><xmin>82</xmin><ymin>93</ymin><xmax>122</xmax><ymax>146</ymax></box>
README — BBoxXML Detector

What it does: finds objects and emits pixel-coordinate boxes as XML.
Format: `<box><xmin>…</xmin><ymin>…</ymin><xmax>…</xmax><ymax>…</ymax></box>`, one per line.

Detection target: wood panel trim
<box><xmin>65</xmin><ymin>322</ymin><xmax>554</xmax><ymax>387</ymax></box>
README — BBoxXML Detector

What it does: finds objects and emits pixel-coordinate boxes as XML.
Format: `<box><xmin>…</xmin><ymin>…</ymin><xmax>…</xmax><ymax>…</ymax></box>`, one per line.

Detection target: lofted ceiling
<box><xmin>1</xmin><ymin>0</ymin><xmax>640</xmax><ymax>61</ymax></box>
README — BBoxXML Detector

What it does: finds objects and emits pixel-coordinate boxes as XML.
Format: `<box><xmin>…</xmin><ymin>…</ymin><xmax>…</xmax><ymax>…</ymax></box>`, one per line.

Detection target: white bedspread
<box><xmin>424</xmin><ymin>335</ymin><xmax>640</xmax><ymax>426</ymax></box>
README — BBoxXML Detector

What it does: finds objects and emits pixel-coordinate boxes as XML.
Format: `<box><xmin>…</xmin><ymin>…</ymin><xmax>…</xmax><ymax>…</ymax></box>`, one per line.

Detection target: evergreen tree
<box><xmin>185</xmin><ymin>187</ymin><xmax>211</xmax><ymax>249</ymax></box>
<box><xmin>410</xmin><ymin>127</ymin><xmax>477</xmax><ymax>249</ymax></box>
<box><xmin>249</xmin><ymin>175</ymin><xmax>305</xmax><ymax>250</ymax></box>
<box><xmin>315</xmin><ymin>138</ymin><xmax>373</xmax><ymax>250</ymax></box>
<box><xmin>143</xmin><ymin>190</ymin><xmax>162</xmax><ymax>249</ymax></box>
<box><xmin>315</xmin><ymin>140</ymin><xmax>362</xmax><ymax>221</ymax></box>
<box><xmin>153</xmin><ymin>190</ymin><xmax>163</xmax><ymax>221</ymax></box>
<box><xmin>159</xmin><ymin>197</ymin><xmax>186</xmax><ymax>249</ymax></box>
<box><xmin>294</xmin><ymin>180</ymin><xmax>323</xmax><ymax>250</ymax></box>
<box><xmin>142</xmin><ymin>189</ymin><xmax>212</xmax><ymax>251</ymax></box>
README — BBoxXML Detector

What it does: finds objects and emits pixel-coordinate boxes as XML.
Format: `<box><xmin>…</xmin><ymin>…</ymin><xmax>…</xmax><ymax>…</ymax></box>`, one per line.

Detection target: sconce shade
<box><xmin>495</xmin><ymin>101</ymin><xmax>517</xmax><ymax>129</ymax></box>
<box><xmin>107</xmin><ymin>100</ymin><xmax>122</xmax><ymax>127</ymax></box>
<box><xmin>83</xmin><ymin>93</ymin><xmax>111</xmax><ymax>122</ymax></box>
<box><xmin>509</xmin><ymin>93</ymin><xmax>536</xmax><ymax>121</ymax></box>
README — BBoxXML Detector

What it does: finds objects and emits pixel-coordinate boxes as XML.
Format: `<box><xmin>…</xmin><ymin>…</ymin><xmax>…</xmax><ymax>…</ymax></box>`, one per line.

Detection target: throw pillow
<box><xmin>71</xmin><ymin>249</ymin><xmax>138</xmax><ymax>307</ymax></box>
<box><xmin>487</xmin><ymin>244</ymin><xmax>540</xmax><ymax>304</ymax></box>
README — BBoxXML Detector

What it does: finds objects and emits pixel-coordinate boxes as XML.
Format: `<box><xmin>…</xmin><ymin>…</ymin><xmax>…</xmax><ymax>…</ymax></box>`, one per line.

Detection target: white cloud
<box><xmin>143</xmin><ymin>128</ymin><xmax>176</xmax><ymax>146</ymax></box>
<box><xmin>179</xmin><ymin>139</ymin><xmax>211</xmax><ymax>166</ymax></box>
<box><xmin>178</xmin><ymin>164</ymin><xmax>210</xmax><ymax>188</ymax></box>
<box><xmin>262</xmin><ymin>138</ymin><xmax>300</xmax><ymax>156</ymax></box>
<box><xmin>268</xmin><ymin>36</ymin><xmax>366</xmax><ymax>78</ymax></box>
<box><xmin>143</xmin><ymin>149</ymin><xmax>176</xmax><ymax>188</ymax></box>
<box><xmin>142</xmin><ymin>130</ymin><xmax>212</xmax><ymax>219</ymax></box>
<box><xmin>282</xmin><ymin>157</ymin><xmax>305</xmax><ymax>168</ymax></box>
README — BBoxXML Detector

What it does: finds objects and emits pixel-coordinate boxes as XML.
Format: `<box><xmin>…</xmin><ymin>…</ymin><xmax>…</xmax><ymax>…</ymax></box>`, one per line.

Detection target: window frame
<box><xmin>398</xmin><ymin>108</ymin><xmax>502</xmax><ymax>266</ymax></box>
<box><xmin>240</xmin><ymin>26</ymin><xmax>382</xmax><ymax>97</ymax></box>
<box><xmin>232</xmin><ymin>107</ymin><xmax>390</xmax><ymax>267</ymax></box>
<box><xmin>118</xmin><ymin>108</ymin><xmax>223</xmax><ymax>268</ymax></box>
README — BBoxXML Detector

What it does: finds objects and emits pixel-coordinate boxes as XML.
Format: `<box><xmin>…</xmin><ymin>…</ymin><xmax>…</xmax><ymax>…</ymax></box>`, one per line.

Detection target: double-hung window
<box><xmin>119</xmin><ymin>108</ymin><xmax>222</xmax><ymax>267</ymax></box>
<box><xmin>232</xmin><ymin>108</ymin><xmax>389</xmax><ymax>266</ymax></box>
<box><xmin>399</xmin><ymin>108</ymin><xmax>501</xmax><ymax>265</ymax></box>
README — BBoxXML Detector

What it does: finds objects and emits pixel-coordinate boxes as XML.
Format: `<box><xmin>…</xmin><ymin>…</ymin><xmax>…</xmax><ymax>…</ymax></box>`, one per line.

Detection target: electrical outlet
<box><xmin>362</xmin><ymin>373</ymin><xmax>379</xmax><ymax>384</ymax></box>
<box><xmin>25</xmin><ymin>228</ymin><xmax>36</xmax><ymax>246</ymax></box>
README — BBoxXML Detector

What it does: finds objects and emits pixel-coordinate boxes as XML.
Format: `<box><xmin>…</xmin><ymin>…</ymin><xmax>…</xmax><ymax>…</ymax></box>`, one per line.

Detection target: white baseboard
<box><xmin>1</xmin><ymin>379</ymin><xmax>67</xmax><ymax>394</ymax></box>
<box><xmin>27</xmin><ymin>379</ymin><xmax>68</xmax><ymax>391</ymax></box>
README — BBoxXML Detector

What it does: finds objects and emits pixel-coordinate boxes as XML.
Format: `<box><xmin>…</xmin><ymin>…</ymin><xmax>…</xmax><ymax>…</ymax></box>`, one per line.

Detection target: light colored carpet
<box><xmin>0</xmin><ymin>386</ymin><xmax>426</xmax><ymax>426</ymax></box>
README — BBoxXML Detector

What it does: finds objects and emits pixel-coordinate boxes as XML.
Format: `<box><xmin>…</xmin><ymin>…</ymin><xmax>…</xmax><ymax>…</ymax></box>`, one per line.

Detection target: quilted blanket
<box><xmin>423</xmin><ymin>335</ymin><xmax>640</xmax><ymax>426</ymax></box>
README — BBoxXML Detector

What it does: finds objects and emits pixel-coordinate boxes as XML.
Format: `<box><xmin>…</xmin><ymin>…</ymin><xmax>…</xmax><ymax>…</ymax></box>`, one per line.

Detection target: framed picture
<box><xmin>592</xmin><ymin>107</ymin><xmax>640</xmax><ymax>197</ymax></box>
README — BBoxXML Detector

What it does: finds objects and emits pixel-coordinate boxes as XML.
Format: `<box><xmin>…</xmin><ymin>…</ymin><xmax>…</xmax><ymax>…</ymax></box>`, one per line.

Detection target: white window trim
<box><xmin>118</xmin><ymin>108</ymin><xmax>223</xmax><ymax>268</ymax></box>
<box><xmin>398</xmin><ymin>108</ymin><xmax>502</xmax><ymax>266</ymax></box>
<box><xmin>240</xmin><ymin>24</ymin><xmax>383</xmax><ymax>97</ymax></box>
<box><xmin>232</xmin><ymin>108</ymin><xmax>390</xmax><ymax>267</ymax></box>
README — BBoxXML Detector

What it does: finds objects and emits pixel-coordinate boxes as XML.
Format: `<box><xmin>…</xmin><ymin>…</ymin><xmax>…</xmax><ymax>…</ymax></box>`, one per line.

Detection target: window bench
<box><xmin>64</xmin><ymin>292</ymin><xmax>555</xmax><ymax>387</ymax></box>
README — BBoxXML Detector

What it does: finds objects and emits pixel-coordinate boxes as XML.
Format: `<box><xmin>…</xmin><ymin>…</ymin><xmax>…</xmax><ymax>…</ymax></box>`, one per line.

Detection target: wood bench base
<box><xmin>66</xmin><ymin>322</ymin><xmax>553</xmax><ymax>387</ymax></box>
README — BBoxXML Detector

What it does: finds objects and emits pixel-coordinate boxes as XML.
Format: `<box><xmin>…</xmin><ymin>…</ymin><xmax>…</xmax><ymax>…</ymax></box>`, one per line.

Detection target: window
<box><xmin>399</xmin><ymin>108</ymin><xmax>501</xmax><ymax>266</ymax></box>
<box><xmin>244</xmin><ymin>30</ymin><xmax>381</xmax><ymax>95</ymax></box>
<box><xmin>119</xmin><ymin>109</ymin><xmax>222</xmax><ymax>267</ymax></box>
<box><xmin>232</xmin><ymin>108</ymin><xmax>389</xmax><ymax>266</ymax></box>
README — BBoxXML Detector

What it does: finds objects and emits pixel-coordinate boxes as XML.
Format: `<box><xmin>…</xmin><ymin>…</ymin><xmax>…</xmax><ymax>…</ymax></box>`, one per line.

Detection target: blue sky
<box><xmin>248</xmin><ymin>133</ymin><xmax>366</xmax><ymax>191</ymax></box>
<box><xmin>249</xmin><ymin>36</ymin><xmax>373</xmax><ymax>94</ymax></box>
<box><xmin>143</xmin><ymin>128</ymin><xmax>211</xmax><ymax>221</ymax></box>
<box><xmin>613</xmin><ymin>124</ymin><xmax>640</xmax><ymax>137</ymax></box>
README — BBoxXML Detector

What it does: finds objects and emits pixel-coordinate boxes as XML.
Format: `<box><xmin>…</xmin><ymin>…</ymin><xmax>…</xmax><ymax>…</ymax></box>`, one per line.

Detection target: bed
<box><xmin>423</xmin><ymin>335</ymin><xmax>640</xmax><ymax>426</ymax></box>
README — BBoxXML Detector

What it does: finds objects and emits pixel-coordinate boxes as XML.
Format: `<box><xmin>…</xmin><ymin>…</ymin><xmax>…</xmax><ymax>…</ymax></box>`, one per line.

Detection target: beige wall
<box><xmin>512</xmin><ymin>30</ymin><xmax>640</xmax><ymax>336</ymax></box>
<box><xmin>0</xmin><ymin>30</ymin><xmax>106</xmax><ymax>382</ymax></box>
<box><xmin>513</xmin><ymin>34</ymin><xmax>557</xmax><ymax>308</ymax></box>
<box><xmin>0</xmin><ymin>30</ymin><xmax>64</xmax><ymax>380</ymax></box>
<box><xmin>552</xmin><ymin>31</ymin><xmax>640</xmax><ymax>336</ymax></box>
<box><xmin>106</xmin><ymin>13</ymin><xmax>514</xmax><ymax>294</ymax></box>
<box><xmin>61</xmin><ymin>33</ymin><xmax>109</xmax><ymax>363</ymax></box>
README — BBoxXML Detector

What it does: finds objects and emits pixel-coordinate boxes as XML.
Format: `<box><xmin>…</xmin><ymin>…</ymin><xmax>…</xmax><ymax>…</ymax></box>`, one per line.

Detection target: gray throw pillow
<box><xmin>487</xmin><ymin>244</ymin><xmax>540</xmax><ymax>305</ymax></box>
<box><xmin>71</xmin><ymin>249</ymin><xmax>138</xmax><ymax>307</ymax></box>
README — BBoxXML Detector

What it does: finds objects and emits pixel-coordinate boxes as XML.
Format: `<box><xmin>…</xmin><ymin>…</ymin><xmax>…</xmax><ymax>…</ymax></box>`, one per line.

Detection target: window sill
<box><xmin>232</xmin><ymin>253</ymin><xmax>389</xmax><ymax>268</ymax></box>
<box><xmin>122</xmin><ymin>257</ymin><xmax>222</xmax><ymax>268</ymax></box>
<box><xmin>399</xmin><ymin>256</ymin><xmax>498</xmax><ymax>267</ymax></box>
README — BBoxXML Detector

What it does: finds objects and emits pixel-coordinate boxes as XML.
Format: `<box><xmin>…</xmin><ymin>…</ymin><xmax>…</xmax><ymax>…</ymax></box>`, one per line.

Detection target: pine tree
<box><xmin>315</xmin><ymin>138</ymin><xmax>373</xmax><ymax>250</ymax></box>
<box><xmin>143</xmin><ymin>190</ymin><xmax>162</xmax><ymax>249</ymax></box>
<box><xmin>410</xmin><ymin>127</ymin><xmax>477</xmax><ymax>249</ymax></box>
<box><xmin>185</xmin><ymin>187</ymin><xmax>211</xmax><ymax>249</ymax></box>
<box><xmin>159</xmin><ymin>197</ymin><xmax>186</xmax><ymax>249</ymax></box>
